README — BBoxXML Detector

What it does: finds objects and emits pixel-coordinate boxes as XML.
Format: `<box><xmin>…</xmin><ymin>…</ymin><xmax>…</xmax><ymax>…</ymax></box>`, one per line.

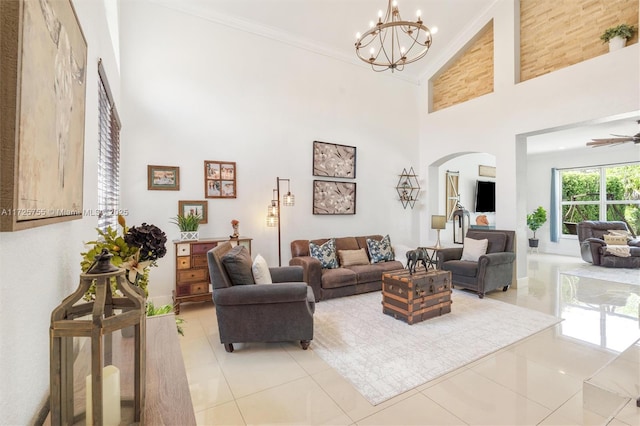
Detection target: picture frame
<box><xmin>313</xmin><ymin>141</ymin><xmax>356</xmax><ymax>178</ymax></box>
<box><xmin>313</xmin><ymin>180</ymin><xmax>357</xmax><ymax>215</ymax></box>
<box><xmin>147</xmin><ymin>165</ymin><xmax>180</xmax><ymax>190</ymax></box>
<box><xmin>178</xmin><ymin>200</ymin><xmax>208</xmax><ymax>224</ymax></box>
<box><xmin>479</xmin><ymin>165</ymin><xmax>496</xmax><ymax>178</ymax></box>
<box><xmin>205</xmin><ymin>161</ymin><xmax>236</xmax><ymax>198</ymax></box>
<box><xmin>0</xmin><ymin>0</ymin><xmax>88</xmax><ymax>231</ymax></box>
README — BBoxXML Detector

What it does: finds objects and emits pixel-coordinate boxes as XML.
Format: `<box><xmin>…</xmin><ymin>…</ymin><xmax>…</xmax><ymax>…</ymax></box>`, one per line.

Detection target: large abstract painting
<box><xmin>313</xmin><ymin>180</ymin><xmax>357</xmax><ymax>215</ymax></box>
<box><xmin>313</xmin><ymin>141</ymin><xmax>356</xmax><ymax>178</ymax></box>
<box><xmin>0</xmin><ymin>0</ymin><xmax>87</xmax><ymax>231</ymax></box>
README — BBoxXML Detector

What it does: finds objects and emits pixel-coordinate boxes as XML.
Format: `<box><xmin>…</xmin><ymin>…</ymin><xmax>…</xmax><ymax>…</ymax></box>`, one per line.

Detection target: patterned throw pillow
<box><xmin>309</xmin><ymin>239</ymin><xmax>339</xmax><ymax>269</ymax></box>
<box><xmin>366</xmin><ymin>235</ymin><xmax>394</xmax><ymax>263</ymax></box>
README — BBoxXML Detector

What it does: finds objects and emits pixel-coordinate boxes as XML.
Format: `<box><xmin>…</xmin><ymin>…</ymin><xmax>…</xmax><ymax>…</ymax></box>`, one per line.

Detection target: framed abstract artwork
<box><xmin>205</xmin><ymin>161</ymin><xmax>236</xmax><ymax>198</ymax></box>
<box><xmin>0</xmin><ymin>0</ymin><xmax>87</xmax><ymax>231</ymax></box>
<box><xmin>178</xmin><ymin>200</ymin><xmax>208</xmax><ymax>224</ymax></box>
<box><xmin>313</xmin><ymin>180</ymin><xmax>357</xmax><ymax>215</ymax></box>
<box><xmin>147</xmin><ymin>165</ymin><xmax>180</xmax><ymax>190</ymax></box>
<box><xmin>312</xmin><ymin>141</ymin><xmax>356</xmax><ymax>178</ymax></box>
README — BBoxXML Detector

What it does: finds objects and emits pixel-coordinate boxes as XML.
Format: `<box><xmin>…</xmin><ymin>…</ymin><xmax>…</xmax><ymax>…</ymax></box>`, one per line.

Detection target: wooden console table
<box><xmin>44</xmin><ymin>314</ymin><xmax>195</xmax><ymax>425</ymax></box>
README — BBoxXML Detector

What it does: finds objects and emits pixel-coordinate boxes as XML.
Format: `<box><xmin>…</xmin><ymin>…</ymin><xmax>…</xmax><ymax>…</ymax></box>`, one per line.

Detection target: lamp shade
<box><xmin>431</xmin><ymin>215</ymin><xmax>447</xmax><ymax>230</ymax></box>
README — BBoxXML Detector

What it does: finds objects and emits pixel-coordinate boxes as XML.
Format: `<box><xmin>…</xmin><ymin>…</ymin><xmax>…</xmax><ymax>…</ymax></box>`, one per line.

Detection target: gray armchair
<box><xmin>207</xmin><ymin>242</ymin><xmax>315</xmax><ymax>352</ymax></box>
<box><xmin>436</xmin><ymin>229</ymin><xmax>516</xmax><ymax>298</ymax></box>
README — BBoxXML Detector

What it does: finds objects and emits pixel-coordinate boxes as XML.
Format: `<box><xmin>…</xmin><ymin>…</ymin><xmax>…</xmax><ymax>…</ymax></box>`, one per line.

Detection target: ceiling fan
<box><xmin>586</xmin><ymin>120</ymin><xmax>640</xmax><ymax>147</ymax></box>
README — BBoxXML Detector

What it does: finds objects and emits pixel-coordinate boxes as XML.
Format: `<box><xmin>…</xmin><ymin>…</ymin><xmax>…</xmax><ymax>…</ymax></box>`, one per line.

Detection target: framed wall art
<box><xmin>478</xmin><ymin>165</ymin><xmax>496</xmax><ymax>178</ymax></box>
<box><xmin>445</xmin><ymin>170</ymin><xmax>459</xmax><ymax>221</ymax></box>
<box><xmin>147</xmin><ymin>165</ymin><xmax>180</xmax><ymax>190</ymax></box>
<box><xmin>313</xmin><ymin>141</ymin><xmax>356</xmax><ymax>178</ymax></box>
<box><xmin>1</xmin><ymin>0</ymin><xmax>88</xmax><ymax>231</ymax></box>
<box><xmin>178</xmin><ymin>200</ymin><xmax>208</xmax><ymax>224</ymax></box>
<box><xmin>313</xmin><ymin>180</ymin><xmax>356</xmax><ymax>215</ymax></box>
<box><xmin>205</xmin><ymin>161</ymin><xmax>236</xmax><ymax>198</ymax></box>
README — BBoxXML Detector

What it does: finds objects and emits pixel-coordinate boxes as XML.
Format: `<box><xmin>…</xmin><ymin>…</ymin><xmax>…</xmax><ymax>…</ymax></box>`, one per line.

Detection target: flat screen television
<box><xmin>475</xmin><ymin>180</ymin><xmax>495</xmax><ymax>213</ymax></box>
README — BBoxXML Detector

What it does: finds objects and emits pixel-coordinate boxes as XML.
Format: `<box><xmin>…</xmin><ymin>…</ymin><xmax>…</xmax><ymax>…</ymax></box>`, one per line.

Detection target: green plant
<box><xmin>170</xmin><ymin>214</ymin><xmax>201</xmax><ymax>232</ymax></box>
<box><xmin>600</xmin><ymin>24</ymin><xmax>637</xmax><ymax>43</ymax></box>
<box><xmin>145</xmin><ymin>301</ymin><xmax>185</xmax><ymax>336</ymax></box>
<box><xmin>527</xmin><ymin>206</ymin><xmax>548</xmax><ymax>239</ymax></box>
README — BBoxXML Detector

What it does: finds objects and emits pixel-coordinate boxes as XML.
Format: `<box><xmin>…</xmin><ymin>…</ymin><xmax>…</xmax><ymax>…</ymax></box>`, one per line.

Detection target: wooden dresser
<box><xmin>173</xmin><ymin>237</ymin><xmax>252</xmax><ymax>313</ymax></box>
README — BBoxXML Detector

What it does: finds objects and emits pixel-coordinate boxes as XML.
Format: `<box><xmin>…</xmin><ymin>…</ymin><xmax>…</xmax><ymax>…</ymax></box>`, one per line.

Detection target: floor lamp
<box><xmin>431</xmin><ymin>215</ymin><xmax>446</xmax><ymax>248</ymax></box>
<box><xmin>266</xmin><ymin>177</ymin><xmax>294</xmax><ymax>266</ymax></box>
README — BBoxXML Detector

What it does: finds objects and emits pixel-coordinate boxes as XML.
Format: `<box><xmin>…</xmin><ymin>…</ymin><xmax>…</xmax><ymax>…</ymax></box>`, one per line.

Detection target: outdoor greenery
<box><xmin>562</xmin><ymin>165</ymin><xmax>640</xmax><ymax>234</ymax></box>
<box><xmin>600</xmin><ymin>24</ymin><xmax>637</xmax><ymax>43</ymax></box>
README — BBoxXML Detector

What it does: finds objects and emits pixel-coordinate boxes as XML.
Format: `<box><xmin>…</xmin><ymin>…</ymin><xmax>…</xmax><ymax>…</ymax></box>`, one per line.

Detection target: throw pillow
<box><xmin>460</xmin><ymin>237</ymin><xmax>489</xmax><ymax>262</ymax></box>
<box><xmin>367</xmin><ymin>235</ymin><xmax>394</xmax><ymax>263</ymax></box>
<box><xmin>309</xmin><ymin>239</ymin><xmax>339</xmax><ymax>269</ymax></box>
<box><xmin>252</xmin><ymin>254</ymin><xmax>272</xmax><ymax>284</ymax></box>
<box><xmin>603</xmin><ymin>234</ymin><xmax>627</xmax><ymax>246</ymax></box>
<box><xmin>221</xmin><ymin>245</ymin><xmax>255</xmax><ymax>285</ymax></box>
<box><xmin>338</xmin><ymin>248</ymin><xmax>370</xmax><ymax>266</ymax></box>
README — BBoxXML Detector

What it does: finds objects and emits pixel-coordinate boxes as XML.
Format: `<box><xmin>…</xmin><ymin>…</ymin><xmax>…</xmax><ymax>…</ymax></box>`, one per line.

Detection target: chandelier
<box><xmin>355</xmin><ymin>0</ymin><xmax>433</xmax><ymax>72</ymax></box>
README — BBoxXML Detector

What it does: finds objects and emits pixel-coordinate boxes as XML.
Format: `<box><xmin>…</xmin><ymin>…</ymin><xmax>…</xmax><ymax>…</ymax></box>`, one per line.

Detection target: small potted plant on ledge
<box><xmin>527</xmin><ymin>206</ymin><xmax>548</xmax><ymax>248</ymax></box>
<box><xmin>171</xmin><ymin>213</ymin><xmax>201</xmax><ymax>241</ymax></box>
<box><xmin>600</xmin><ymin>24</ymin><xmax>637</xmax><ymax>52</ymax></box>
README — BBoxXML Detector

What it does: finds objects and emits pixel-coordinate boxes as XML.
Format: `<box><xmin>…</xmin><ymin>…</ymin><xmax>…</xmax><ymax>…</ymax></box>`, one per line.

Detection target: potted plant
<box><xmin>526</xmin><ymin>206</ymin><xmax>548</xmax><ymax>248</ymax></box>
<box><xmin>600</xmin><ymin>24</ymin><xmax>637</xmax><ymax>52</ymax></box>
<box><xmin>171</xmin><ymin>213</ymin><xmax>201</xmax><ymax>241</ymax></box>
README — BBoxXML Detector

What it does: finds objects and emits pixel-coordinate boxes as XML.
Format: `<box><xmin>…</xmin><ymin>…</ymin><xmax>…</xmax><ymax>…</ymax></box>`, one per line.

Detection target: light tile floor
<box><xmin>177</xmin><ymin>254</ymin><xmax>640</xmax><ymax>425</ymax></box>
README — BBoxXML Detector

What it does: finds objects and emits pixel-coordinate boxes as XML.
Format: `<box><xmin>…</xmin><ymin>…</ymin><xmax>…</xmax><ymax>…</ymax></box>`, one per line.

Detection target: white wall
<box><xmin>527</xmin><ymin>144</ymin><xmax>640</xmax><ymax>255</ymax></box>
<box><xmin>0</xmin><ymin>0</ymin><xmax>120</xmax><ymax>423</ymax></box>
<box><xmin>118</xmin><ymin>0</ymin><xmax>421</xmax><ymax>302</ymax></box>
<box><xmin>418</xmin><ymin>0</ymin><xmax>640</xmax><ymax>280</ymax></box>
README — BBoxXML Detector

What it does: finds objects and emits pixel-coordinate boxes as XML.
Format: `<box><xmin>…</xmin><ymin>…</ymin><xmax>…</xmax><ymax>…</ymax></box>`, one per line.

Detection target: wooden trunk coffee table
<box><xmin>382</xmin><ymin>269</ymin><xmax>452</xmax><ymax>325</ymax></box>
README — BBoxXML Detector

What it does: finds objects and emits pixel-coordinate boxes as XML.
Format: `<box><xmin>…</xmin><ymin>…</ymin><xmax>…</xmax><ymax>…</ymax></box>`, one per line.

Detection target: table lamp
<box><xmin>431</xmin><ymin>215</ymin><xmax>447</xmax><ymax>248</ymax></box>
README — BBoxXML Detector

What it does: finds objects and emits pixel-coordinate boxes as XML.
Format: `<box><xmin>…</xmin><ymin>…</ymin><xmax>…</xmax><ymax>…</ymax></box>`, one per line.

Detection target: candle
<box><xmin>86</xmin><ymin>365</ymin><xmax>121</xmax><ymax>426</ymax></box>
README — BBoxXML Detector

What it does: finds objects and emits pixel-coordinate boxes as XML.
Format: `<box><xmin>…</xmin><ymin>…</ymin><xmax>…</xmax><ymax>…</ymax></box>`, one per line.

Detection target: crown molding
<box><xmin>148</xmin><ymin>0</ymin><xmax>420</xmax><ymax>85</ymax></box>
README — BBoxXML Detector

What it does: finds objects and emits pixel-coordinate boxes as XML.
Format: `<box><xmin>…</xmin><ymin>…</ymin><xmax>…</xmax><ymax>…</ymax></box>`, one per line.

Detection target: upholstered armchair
<box><xmin>577</xmin><ymin>221</ymin><xmax>640</xmax><ymax>268</ymax></box>
<box><xmin>207</xmin><ymin>242</ymin><xmax>315</xmax><ymax>352</ymax></box>
<box><xmin>436</xmin><ymin>229</ymin><xmax>516</xmax><ymax>298</ymax></box>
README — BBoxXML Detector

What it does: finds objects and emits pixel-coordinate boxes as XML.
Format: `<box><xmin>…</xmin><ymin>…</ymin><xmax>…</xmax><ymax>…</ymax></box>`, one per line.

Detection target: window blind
<box><xmin>97</xmin><ymin>59</ymin><xmax>121</xmax><ymax>231</ymax></box>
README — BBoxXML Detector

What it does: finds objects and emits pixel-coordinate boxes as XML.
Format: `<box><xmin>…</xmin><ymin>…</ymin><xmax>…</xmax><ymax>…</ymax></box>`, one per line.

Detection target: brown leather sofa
<box><xmin>577</xmin><ymin>221</ymin><xmax>640</xmax><ymax>268</ymax></box>
<box><xmin>290</xmin><ymin>235</ymin><xmax>404</xmax><ymax>301</ymax></box>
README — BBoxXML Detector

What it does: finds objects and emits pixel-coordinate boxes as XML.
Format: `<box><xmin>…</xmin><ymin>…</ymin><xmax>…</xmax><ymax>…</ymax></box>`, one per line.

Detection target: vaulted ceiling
<box><xmin>147</xmin><ymin>0</ymin><xmax>639</xmax><ymax>154</ymax></box>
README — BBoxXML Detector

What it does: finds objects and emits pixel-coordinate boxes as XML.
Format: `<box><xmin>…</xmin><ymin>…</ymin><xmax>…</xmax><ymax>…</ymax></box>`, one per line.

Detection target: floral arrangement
<box><xmin>81</xmin><ymin>215</ymin><xmax>167</xmax><ymax>298</ymax></box>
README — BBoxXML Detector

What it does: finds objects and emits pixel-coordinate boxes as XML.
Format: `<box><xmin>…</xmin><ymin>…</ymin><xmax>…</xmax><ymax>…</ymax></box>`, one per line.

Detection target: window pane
<box><xmin>562</xmin><ymin>204</ymin><xmax>599</xmax><ymax>234</ymax></box>
<box><xmin>606</xmin><ymin>203</ymin><xmax>640</xmax><ymax>235</ymax></box>
<box><xmin>561</xmin><ymin>169</ymin><xmax>600</xmax><ymax>201</ymax></box>
<box><xmin>605</xmin><ymin>165</ymin><xmax>640</xmax><ymax>202</ymax></box>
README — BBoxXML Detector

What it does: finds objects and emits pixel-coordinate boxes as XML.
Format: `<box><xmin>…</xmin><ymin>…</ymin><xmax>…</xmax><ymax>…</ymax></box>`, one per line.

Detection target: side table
<box><xmin>418</xmin><ymin>246</ymin><xmax>447</xmax><ymax>270</ymax></box>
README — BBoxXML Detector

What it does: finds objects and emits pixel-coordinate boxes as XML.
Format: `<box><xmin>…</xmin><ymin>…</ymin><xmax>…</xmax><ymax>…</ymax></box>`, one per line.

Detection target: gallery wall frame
<box><xmin>445</xmin><ymin>170</ymin><xmax>460</xmax><ymax>221</ymax></box>
<box><xmin>148</xmin><ymin>165</ymin><xmax>180</xmax><ymax>190</ymax></box>
<box><xmin>312</xmin><ymin>180</ymin><xmax>357</xmax><ymax>215</ymax></box>
<box><xmin>479</xmin><ymin>165</ymin><xmax>496</xmax><ymax>178</ymax></box>
<box><xmin>205</xmin><ymin>161</ymin><xmax>236</xmax><ymax>199</ymax></box>
<box><xmin>0</xmin><ymin>0</ymin><xmax>88</xmax><ymax>231</ymax></box>
<box><xmin>178</xmin><ymin>200</ymin><xmax>208</xmax><ymax>224</ymax></box>
<box><xmin>312</xmin><ymin>141</ymin><xmax>356</xmax><ymax>178</ymax></box>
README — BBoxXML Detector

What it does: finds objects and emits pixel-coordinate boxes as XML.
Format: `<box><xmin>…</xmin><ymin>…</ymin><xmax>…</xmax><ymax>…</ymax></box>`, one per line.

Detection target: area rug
<box><xmin>311</xmin><ymin>290</ymin><xmax>561</xmax><ymax>405</ymax></box>
<box><xmin>561</xmin><ymin>265</ymin><xmax>640</xmax><ymax>286</ymax></box>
